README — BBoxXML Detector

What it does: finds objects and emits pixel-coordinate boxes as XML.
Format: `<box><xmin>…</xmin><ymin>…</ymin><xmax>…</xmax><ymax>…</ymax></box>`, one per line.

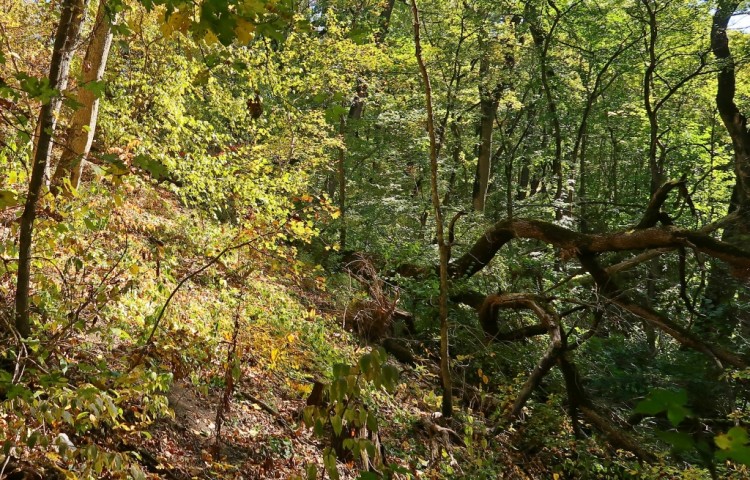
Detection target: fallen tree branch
<box><xmin>449</xmin><ymin>217</ymin><xmax>750</xmax><ymax>280</ymax></box>
<box><xmin>579</xmin><ymin>406</ymin><xmax>657</xmax><ymax>462</ymax></box>
<box><xmin>577</xmin><ymin>253</ymin><xmax>746</xmax><ymax>369</ymax></box>
<box><xmin>510</xmin><ymin>338</ymin><xmax>564</xmax><ymax>418</ymax></box>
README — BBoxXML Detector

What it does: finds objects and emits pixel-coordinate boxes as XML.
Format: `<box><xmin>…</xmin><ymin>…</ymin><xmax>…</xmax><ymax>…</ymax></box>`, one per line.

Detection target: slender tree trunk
<box><xmin>527</xmin><ymin>3</ymin><xmax>563</xmax><ymax>218</ymax></box>
<box><xmin>411</xmin><ymin>0</ymin><xmax>452</xmax><ymax>417</ymax></box>
<box><xmin>578</xmin><ymin>128</ymin><xmax>588</xmax><ymax>232</ymax></box>
<box><xmin>472</xmin><ymin>57</ymin><xmax>497</xmax><ymax>212</ymax></box>
<box><xmin>51</xmin><ymin>0</ymin><xmax>115</xmax><ymax>194</ymax></box>
<box><xmin>642</xmin><ymin>0</ymin><xmax>664</xmax><ymax>194</ymax></box>
<box><xmin>15</xmin><ymin>0</ymin><xmax>89</xmax><ymax>337</ymax></box>
<box><xmin>336</xmin><ymin>79</ymin><xmax>368</xmax><ymax>250</ymax></box>
<box><xmin>337</xmin><ymin>116</ymin><xmax>347</xmax><ymax>249</ymax></box>
<box><xmin>443</xmin><ymin>122</ymin><xmax>462</xmax><ymax>206</ymax></box>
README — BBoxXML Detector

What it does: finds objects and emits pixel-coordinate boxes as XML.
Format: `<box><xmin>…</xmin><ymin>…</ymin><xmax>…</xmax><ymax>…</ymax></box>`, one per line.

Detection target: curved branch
<box><xmin>449</xmin><ymin>217</ymin><xmax>750</xmax><ymax>280</ymax></box>
<box><xmin>504</xmin><ymin>295</ymin><xmax>563</xmax><ymax>418</ymax></box>
<box><xmin>636</xmin><ymin>176</ymin><xmax>687</xmax><ymax>228</ymax></box>
<box><xmin>478</xmin><ymin>293</ymin><xmax>554</xmax><ymax>339</ymax></box>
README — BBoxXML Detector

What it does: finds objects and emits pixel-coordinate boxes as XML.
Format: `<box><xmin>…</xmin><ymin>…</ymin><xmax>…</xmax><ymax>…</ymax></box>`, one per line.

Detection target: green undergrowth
<box><xmin>0</xmin><ymin>178</ymin><xmax>358</xmax><ymax>478</ymax></box>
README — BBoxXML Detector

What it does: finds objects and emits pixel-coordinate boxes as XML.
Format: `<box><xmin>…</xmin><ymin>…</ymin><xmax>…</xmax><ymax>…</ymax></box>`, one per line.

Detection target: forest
<box><xmin>1</xmin><ymin>0</ymin><xmax>750</xmax><ymax>478</ymax></box>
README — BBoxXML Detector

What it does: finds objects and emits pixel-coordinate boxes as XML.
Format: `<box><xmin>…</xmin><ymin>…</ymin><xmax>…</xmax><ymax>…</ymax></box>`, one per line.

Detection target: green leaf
<box><xmin>359</xmin><ymin>354</ymin><xmax>372</xmax><ymax>376</ymax></box>
<box><xmin>305</xmin><ymin>463</ymin><xmax>317</xmax><ymax>480</ymax></box>
<box><xmin>0</xmin><ymin>190</ymin><xmax>18</xmax><ymax>208</ymax></box>
<box><xmin>715</xmin><ymin>426</ymin><xmax>749</xmax><ymax>450</ymax></box>
<box><xmin>634</xmin><ymin>397</ymin><xmax>665</xmax><ymax>415</ymax></box>
<box><xmin>129</xmin><ymin>465</ymin><xmax>147</xmax><ymax>480</ymax></box>
<box><xmin>192</xmin><ymin>69</ymin><xmax>211</xmax><ymax>86</ymax></box>
<box><xmin>357</xmin><ymin>472</ymin><xmax>380</xmax><ymax>480</ymax></box>
<box><xmin>366</xmin><ymin>412</ymin><xmax>378</xmax><ymax>433</ymax></box>
<box><xmin>718</xmin><ymin>445</ymin><xmax>750</xmax><ymax>466</ymax></box>
<box><xmin>342</xmin><ymin>438</ymin><xmax>355</xmax><ymax>451</ymax></box>
<box><xmin>655</xmin><ymin>430</ymin><xmax>694</xmax><ymax>452</ymax></box>
<box><xmin>82</xmin><ymin>80</ymin><xmax>107</xmax><ymax>98</ymax></box>
<box><xmin>6</xmin><ymin>384</ymin><xmax>32</xmax><ymax>401</ymax></box>
<box><xmin>331</xmin><ymin>414</ymin><xmax>343</xmax><ymax>437</ymax></box>
<box><xmin>381</xmin><ymin>364</ymin><xmax>400</xmax><ymax>392</ymax></box>
<box><xmin>16</xmin><ymin>73</ymin><xmax>57</xmax><ymax>104</ymax></box>
<box><xmin>716</xmin><ymin>428</ymin><xmax>750</xmax><ymax>467</ymax></box>
<box><xmin>324</xmin><ymin>105</ymin><xmax>348</xmax><ymax>124</ymax></box>
<box><xmin>331</xmin><ymin>378</ymin><xmax>348</xmax><ymax>402</ymax></box>
<box><xmin>323</xmin><ymin>447</ymin><xmax>340</xmax><ymax>480</ymax></box>
<box><xmin>666</xmin><ymin>404</ymin><xmax>691</xmax><ymax>427</ymax></box>
<box><xmin>26</xmin><ymin>431</ymin><xmax>39</xmax><ymax>449</ymax></box>
<box><xmin>313</xmin><ymin>418</ymin><xmax>325</xmax><ymax>437</ymax></box>
<box><xmin>332</xmin><ymin>363</ymin><xmax>350</xmax><ymax>379</ymax></box>
<box><xmin>635</xmin><ymin>388</ymin><xmax>690</xmax><ymax>425</ymax></box>
<box><xmin>133</xmin><ymin>155</ymin><xmax>168</xmax><ymax>180</ymax></box>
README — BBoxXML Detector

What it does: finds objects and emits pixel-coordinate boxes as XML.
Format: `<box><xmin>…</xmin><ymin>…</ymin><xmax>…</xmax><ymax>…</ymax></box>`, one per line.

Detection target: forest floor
<box><xmin>1</xmin><ymin>181</ymin><xmax>565</xmax><ymax>479</ymax></box>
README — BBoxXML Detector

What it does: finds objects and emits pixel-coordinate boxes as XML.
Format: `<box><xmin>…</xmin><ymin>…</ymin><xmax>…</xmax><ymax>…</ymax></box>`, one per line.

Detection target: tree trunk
<box><xmin>700</xmin><ymin>1</ymin><xmax>750</xmax><ymax>337</ymax></box>
<box><xmin>472</xmin><ymin>58</ymin><xmax>497</xmax><ymax>212</ymax></box>
<box><xmin>337</xmin><ymin>115</ymin><xmax>347</xmax><ymax>249</ymax></box>
<box><xmin>411</xmin><ymin>0</ymin><xmax>452</xmax><ymax>417</ymax></box>
<box><xmin>15</xmin><ymin>0</ymin><xmax>89</xmax><ymax>337</ymax></box>
<box><xmin>375</xmin><ymin>0</ymin><xmax>397</xmax><ymax>45</ymax></box>
<box><xmin>51</xmin><ymin>0</ymin><xmax>115</xmax><ymax>194</ymax></box>
<box><xmin>527</xmin><ymin>3</ymin><xmax>563</xmax><ymax>216</ymax></box>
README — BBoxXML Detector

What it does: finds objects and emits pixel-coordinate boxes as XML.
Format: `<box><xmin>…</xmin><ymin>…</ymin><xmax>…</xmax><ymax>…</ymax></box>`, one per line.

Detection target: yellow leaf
<box><xmin>160</xmin><ymin>11</ymin><xmax>190</xmax><ymax>38</ymax></box>
<box><xmin>204</xmin><ymin>31</ymin><xmax>219</xmax><ymax>45</ymax></box>
<box><xmin>46</xmin><ymin>451</ymin><xmax>61</xmax><ymax>462</ymax></box>
<box><xmin>330</xmin><ymin>209</ymin><xmax>341</xmax><ymax>219</ymax></box>
<box><xmin>235</xmin><ymin>19</ymin><xmax>255</xmax><ymax>44</ymax></box>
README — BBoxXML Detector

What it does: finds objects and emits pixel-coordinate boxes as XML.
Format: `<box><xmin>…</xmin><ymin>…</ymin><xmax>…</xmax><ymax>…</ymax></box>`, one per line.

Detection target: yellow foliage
<box><xmin>160</xmin><ymin>11</ymin><xmax>191</xmax><ymax>38</ymax></box>
<box><xmin>235</xmin><ymin>19</ymin><xmax>256</xmax><ymax>44</ymax></box>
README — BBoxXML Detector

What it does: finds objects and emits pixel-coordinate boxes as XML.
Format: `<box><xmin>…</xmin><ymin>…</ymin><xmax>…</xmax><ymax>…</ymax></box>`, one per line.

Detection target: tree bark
<box><xmin>15</xmin><ymin>0</ymin><xmax>90</xmax><ymax>337</ymax></box>
<box><xmin>701</xmin><ymin>0</ymin><xmax>750</xmax><ymax>337</ymax></box>
<box><xmin>51</xmin><ymin>0</ymin><xmax>115</xmax><ymax>194</ymax></box>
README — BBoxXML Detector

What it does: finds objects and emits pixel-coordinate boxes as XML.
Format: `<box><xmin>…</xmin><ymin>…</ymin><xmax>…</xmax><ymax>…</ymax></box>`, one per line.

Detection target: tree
<box><xmin>701</xmin><ymin>0</ymin><xmax>750</xmax><ymax>338</ymax></box>
<box><xmin>15</xmin><ymin>0</ymin><xmax>89</xmax><ymax>337</ymax></box>
<box><xmin>51</xmin><ymin>0</ymin><xmax>118</xmax><ymax>195</ymax></box>
<box><xmin>411</xmin><ymin>0</ymin><xmax>453</xmax><ymax>417</ymax></box>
